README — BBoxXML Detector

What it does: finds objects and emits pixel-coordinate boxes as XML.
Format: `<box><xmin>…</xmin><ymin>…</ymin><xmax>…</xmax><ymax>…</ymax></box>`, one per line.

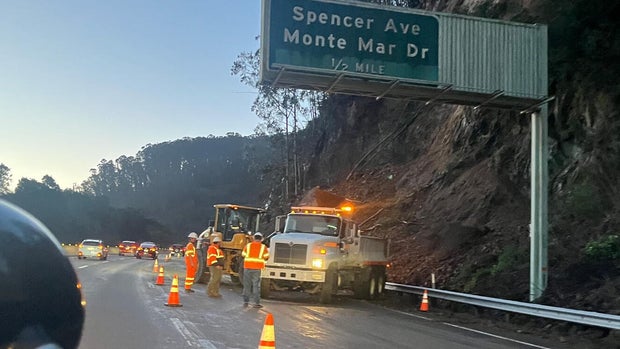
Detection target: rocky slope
<box><xmin>247</xmin><ymin>2</ymin><xmax>619</xmax><ymax>346</ymax></box>
<box><xmin>284</xmin><ymin>0</ymin><xmax>619</xmax><ymax>323</ymax></box>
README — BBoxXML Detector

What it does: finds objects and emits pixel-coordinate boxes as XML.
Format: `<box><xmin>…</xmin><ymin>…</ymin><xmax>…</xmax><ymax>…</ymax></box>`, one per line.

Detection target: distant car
<box><xmin>136</xmin><ymin>242</ymin><xmax>158</xmax><ymax>259</ymax></box>
<box><xmin>78</xmin><ymin>239</ymin><xmax>109</xmax><ymax>260</ymax></box>
<box><xmin>118</xmin><ymin>240</ymin><xmax>139</xmax><ymax>256</ymax></box>
<box><xmin>168</xmin><ymin>243</ymin><xmax>186</xmax><ymax>257</ymax></box>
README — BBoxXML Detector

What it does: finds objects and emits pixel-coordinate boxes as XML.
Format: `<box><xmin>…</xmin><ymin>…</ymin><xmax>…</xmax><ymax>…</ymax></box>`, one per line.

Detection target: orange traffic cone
<box><xmin>420</xmin><ymin>289</ymin><xmax>429</xmax><ymax>312</ymax></box>
<box><xmin>155</xmin><ymin>266</ymin><xmax>165</xmax><ymax>286</ymax></box>
<box><xmin>153</xmin><ymin>259</ymin><xmax>159</xmax><ymax>273</ymax></box>
<box><xmin>258</xmin><ymin>313</ymin><xmax>275</xmax><ymax>349</ymax></box>
<box><xmin>165</xmin><ymin>274</ymin><xmax>183</xmax><ymax>307</ymax></box>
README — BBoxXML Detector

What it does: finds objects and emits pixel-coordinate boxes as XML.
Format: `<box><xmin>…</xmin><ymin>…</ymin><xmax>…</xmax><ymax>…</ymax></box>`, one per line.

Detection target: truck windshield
<box><xmin>284</xmin><ymin>215</ymin><xmax>340</xmax><ymax>236</ymax></box>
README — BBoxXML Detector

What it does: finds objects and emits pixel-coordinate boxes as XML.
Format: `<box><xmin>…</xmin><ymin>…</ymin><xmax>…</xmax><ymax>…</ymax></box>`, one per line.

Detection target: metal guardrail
<box><xmin>385</xmin><ymin>282</ymin><xmax>620</xmax><ymax>330</ymax></box>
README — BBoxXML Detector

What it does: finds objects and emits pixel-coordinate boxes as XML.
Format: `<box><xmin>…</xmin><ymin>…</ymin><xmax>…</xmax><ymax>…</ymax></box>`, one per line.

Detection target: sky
<box><xmin>0</xmin><ymin>1</ymin><xmax>262</xmax><ymax>190</ymax></box>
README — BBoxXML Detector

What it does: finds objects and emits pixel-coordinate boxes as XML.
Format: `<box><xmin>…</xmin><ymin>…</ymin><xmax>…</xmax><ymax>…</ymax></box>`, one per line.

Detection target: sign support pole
<box><xmin>530</xmin><ymin>105</ymin><xmax>549</xmax><ymax>301</ymax></box>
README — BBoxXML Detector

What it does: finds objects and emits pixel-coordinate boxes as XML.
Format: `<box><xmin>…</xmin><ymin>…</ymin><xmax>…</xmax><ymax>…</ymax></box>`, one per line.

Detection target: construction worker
<box><xmin>184</xmin><ymin>232</ymin><xmax>199</xmax><ymax>293</ymax></box>
<box><xmin>242</xmin><ymin>232</ymin><xmax>269</xmax><ymax>308</ymax></box>
<box><xmin>206</xmin><ymin>236</ymin><xmax>224</xmax><ymax>297</ymax></box>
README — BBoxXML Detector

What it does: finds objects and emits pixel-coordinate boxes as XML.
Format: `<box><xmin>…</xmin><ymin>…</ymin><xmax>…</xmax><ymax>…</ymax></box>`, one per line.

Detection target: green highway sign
<box><xmin>264</xmin><ymin>0</ymin><xmax>439</xmax><ymax>81</ymax></box>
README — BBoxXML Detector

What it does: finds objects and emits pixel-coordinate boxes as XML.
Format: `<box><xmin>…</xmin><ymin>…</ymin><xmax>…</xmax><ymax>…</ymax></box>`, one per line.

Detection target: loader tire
<box><xmin>195</xmin><ymin>249</ymin><xmax>210</xmax><ymax>284</ymax></box>
<box><xmin>229</xmin><ymin>256</ymin><xmax>244</xmax><ymax>285</ymax></box>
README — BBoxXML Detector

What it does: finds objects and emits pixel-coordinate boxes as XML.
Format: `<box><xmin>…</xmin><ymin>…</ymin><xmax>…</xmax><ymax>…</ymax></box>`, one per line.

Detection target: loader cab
<box><xmin>213</xmin><ymin>204</ymin><xmax>265</xmax><ymax>242</ymax></box>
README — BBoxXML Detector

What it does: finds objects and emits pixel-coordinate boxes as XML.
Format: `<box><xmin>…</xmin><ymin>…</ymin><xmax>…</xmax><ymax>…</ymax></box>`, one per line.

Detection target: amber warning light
<box><xmin>340</xmin><ymin>205</ymin><xmax>353</xmax><ymax>213</ymax></box>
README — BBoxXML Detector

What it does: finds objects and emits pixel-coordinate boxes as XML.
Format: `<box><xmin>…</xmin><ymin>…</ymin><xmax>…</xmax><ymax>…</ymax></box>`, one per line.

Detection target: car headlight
<box><xmin>311</xmin><ymin>258</ymin><xmax>324</xmax><ymax>269</ymax></box>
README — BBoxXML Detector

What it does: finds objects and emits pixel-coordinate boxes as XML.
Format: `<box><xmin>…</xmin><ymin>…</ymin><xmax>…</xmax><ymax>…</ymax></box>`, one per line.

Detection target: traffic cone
<box><xmin>258</xmin><ymin>313</ymin><xmax>275</xmax><ymax>349</ymax></box>
<box><xmin>165</xmin><ymin>253</ymin><xmax>171</xmax><ymax>262</ymax></box>
<box><xmin>165</xmin><ymin>274</ymin><xmax>183</xmax><ymax>307</ymax></box>
<box><xmin>419</xmin><ymin>289</ymin><xmax>429</xmax><ymax>312</ymax></box>
<box><xmin>155</xmin><ymin>266</ymin><xmax>165</xmax><ymax>286</ymax></box>
<box><xmin>153</xmin><ymin>259</ymin><xmax>159</xmax><ymax>273</ymax></box>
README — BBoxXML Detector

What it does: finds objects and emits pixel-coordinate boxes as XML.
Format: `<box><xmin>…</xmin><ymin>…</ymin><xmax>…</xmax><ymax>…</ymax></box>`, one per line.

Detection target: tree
<box><xmin>42</xmin><ymin>175</ymin><xmax>60</xmax><ymax>191</ymax></box>
<box><xmin>231</xmin><ymin>46</ymin><xmax>324</xmax><ymax>201</ymax></box>
<box><xmin>0</xmin><ymin>163</ymin><xmax>11</xmax><ymax>195</ymax></box>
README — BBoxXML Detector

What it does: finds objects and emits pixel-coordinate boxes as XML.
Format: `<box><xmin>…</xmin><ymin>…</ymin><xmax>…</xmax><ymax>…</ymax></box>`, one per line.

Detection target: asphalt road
<box><xmin>71</xmin><ymin>254</ymin><xmax>566</xmax><ymax>349</ymax></box>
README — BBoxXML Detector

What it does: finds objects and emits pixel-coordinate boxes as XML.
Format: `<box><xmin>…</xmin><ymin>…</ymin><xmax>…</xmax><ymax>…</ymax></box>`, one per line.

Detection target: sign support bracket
<box><xmin>376</xmin><ymin>80</ymin><xmax>401</xmax><ymax>100</ymax></box>
<box><xmin>326</xmin><ymin>73</ymin><xmax>346</xmax><ymax>93</ymax></box>
<box><xmin>473</xmin><ymin>90</ymin><xmax>505</xmax><ymax>110</ymax></box>
<box><xmin>425</xmin><ymin>85</ymin><xmax>453</xmax><ymax>105</ymax></box>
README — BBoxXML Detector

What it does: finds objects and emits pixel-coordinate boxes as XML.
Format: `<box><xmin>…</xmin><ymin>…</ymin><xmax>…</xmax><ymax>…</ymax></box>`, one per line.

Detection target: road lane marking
<box><xmin>170</xmin><ymin>317</ymin><xmax>195</xmax><ymax>347</ymax></box>
<box><xmin>386</xmin><ymin>308</ymin><xmax>550</xmax><ymax>348</ymax></box>
<box><xmin>78</xmin><ymin>265</ymin><xmax>88</xmax><ymax>269</ymax></box>
<box><xmin>441</xmin><ymin>322</ymin><xmax>552</xmax><ymax>349</ymax></box>
<box><xmin>170</xmin><ymin>317</ymin><xmax>217</xmax><ymax>349</ymax></box>
<box><xmin>388</xmin><ymin>309</ymin><xmax>433</xmax><ymax>321</ymax></box>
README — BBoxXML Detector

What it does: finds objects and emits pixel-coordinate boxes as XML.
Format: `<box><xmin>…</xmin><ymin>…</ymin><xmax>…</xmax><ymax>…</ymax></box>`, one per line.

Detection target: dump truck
<box><xmin>194</xmin><ymin>204</ymin><xmax>266</xmax><ymax>284</ymax></box>
<box><xmin>261</xmin><ymin>205</ymin><xmax>390</xmax><ymax>303</ymax></box>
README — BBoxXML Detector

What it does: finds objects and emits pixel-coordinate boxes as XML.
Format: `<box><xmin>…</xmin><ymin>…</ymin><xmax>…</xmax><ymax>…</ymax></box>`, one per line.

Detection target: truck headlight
<box><xmin>311</xmin><ymin>258</ymin><xmax>324</xmax><ymax>269</ymax></box>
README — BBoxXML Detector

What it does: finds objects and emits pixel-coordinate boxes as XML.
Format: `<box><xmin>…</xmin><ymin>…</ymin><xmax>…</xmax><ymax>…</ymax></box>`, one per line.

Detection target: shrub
<box><xmin>584</xmin><ymin>235</ymin><xmax>620</xmax><ymax>262</ymax></box>
<box><xmin>491</xmin><ymin>246</ymin><xmax>525</xmax><ymax>276</ymax></box>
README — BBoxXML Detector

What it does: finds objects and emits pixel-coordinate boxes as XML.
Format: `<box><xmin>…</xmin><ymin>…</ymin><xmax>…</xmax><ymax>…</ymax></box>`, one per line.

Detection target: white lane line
<box><xmin>388</xmin><ymin>308</ymin><xmax>433</xmax><ymax>321</ymax></box>
<box><xmin>78</xmin><ymin>265</ymin><xmax>88</xmax><ymax>269</ymax></box>
<box><xmin>441</xmin><ymin>322</ymin><xmax>552</xmax><ymax>349</ymax></box>
<box><xmin>386</xmin><ymin>308</ymin><xmax>550</xmax><ymax>348</ymax></box>
<box><xmin>170</xmin><ymin>317</ymin><xmax>195</xmax><ymax>347</ymax></box>
<box><xmin>169</xmin><ymin>318</ymin><xmax>218</xmax><ymax>349</ymax></box>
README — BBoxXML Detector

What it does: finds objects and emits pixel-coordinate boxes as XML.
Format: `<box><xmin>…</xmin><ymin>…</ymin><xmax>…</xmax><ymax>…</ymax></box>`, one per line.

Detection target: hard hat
<box><xmin>187</xmin><ymin>232</ymin><xmax>198</xmax><ymax>239</ymax></box>
<box><xmin>212</xmin><ymin>236</ymin><xmax>221</xmax><ymax>243</ymax></box>
<box><xmin>0</xmin><ymin>199</ymin><xmax>84</xmax><ymax>348</ymax></box>
<box><xmin>254</xmin><ymin>232</ymin><xmax>263</xmax><ymax>238</ymax></box>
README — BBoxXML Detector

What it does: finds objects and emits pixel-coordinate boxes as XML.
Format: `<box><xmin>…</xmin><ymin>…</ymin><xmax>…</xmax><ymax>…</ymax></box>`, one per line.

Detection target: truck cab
<box><xmin>262</xmin><ymin>206</ymin><xmax>389</xmax><ymax>303</ymax></box>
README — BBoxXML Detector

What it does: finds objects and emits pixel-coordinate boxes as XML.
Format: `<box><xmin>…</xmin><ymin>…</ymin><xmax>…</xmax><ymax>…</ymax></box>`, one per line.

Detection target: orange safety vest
<box><xmin>207</xmin><ymin>244</ymin><xmax>223</xmax><ymax>266</ymax></box>
<box><xmin>242</xmin><ymin>241</ymin><xmax>269</xmax><ymax>270</ymax></box>
<box><xmin>185</xmin><ymin>242</ymin><xmax>197</xmax><ymax>264</ymax></box>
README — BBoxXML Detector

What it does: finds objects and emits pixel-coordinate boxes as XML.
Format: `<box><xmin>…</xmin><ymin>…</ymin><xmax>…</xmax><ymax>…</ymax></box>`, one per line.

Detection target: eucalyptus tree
<box><xmin>231</xmin><ymin>47</ymin><xmax>324</xmax><ymax>201</ymax></box>
<box><xmin>0</xmin><ymin>163</ymin><xmax>11</xmax><ymax>195</ymax></box>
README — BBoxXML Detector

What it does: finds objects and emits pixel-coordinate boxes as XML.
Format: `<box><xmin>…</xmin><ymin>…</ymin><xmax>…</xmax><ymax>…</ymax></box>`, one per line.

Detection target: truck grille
<box><xmin>274</xmin><ymin>243</ymin><xmax>307</xmax><ymax>265</ymax></box>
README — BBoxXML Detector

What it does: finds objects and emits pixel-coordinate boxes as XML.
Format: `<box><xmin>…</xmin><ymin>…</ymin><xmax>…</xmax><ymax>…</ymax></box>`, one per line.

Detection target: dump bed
<box><xmin>357</xmin><ymin>235</ymin><xmax>389</xmax><ymax>264</ymax></box>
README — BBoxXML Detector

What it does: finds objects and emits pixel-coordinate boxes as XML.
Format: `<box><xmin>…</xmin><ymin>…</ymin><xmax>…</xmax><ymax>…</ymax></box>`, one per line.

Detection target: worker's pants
<box><xmin>242</xmin><ymin>268</ymin><xmax>261</xmax><ymax>305</ymax></box>
<box><xmin>185</xmin><ymin>260</ymin><xmax>196</xmax><ymax>290</ymax></box>
<box><xmin>207</xmin><ymin>265</ymin><xmax>222</xmax><ymax>296</ymax></box>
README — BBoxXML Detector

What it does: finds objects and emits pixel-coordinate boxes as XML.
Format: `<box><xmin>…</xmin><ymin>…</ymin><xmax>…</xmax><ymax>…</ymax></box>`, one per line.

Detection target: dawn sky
<box><xmin>1</xmin><ymin>1</ymin><xmax>262</xmax><ymax>189</ymax></box>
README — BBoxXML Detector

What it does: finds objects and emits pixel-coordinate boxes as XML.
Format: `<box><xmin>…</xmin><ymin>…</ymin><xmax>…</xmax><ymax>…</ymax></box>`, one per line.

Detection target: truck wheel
<box><xmin>260</xmin><ymin>278</ymin><xmax>271</xmax><ymax>299</ymax></box>
<box><xmin>367</xmin><ymin>272</ymin><xmax>378</xmax><ymax>300</ymax></box>
<box><xmin>353</xmin><ymin>268</ymin><xmax>370</xmax><ymax>299</ymax></box>
<box><xmin>375</xmin><ymin>269</ymin><xmax>386</xmax><ymax>297</ymax></box>
<box><xmin>319</xmin><ymin>267</ymin><xmax>337</xmax><ymax>304</ymax></box>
